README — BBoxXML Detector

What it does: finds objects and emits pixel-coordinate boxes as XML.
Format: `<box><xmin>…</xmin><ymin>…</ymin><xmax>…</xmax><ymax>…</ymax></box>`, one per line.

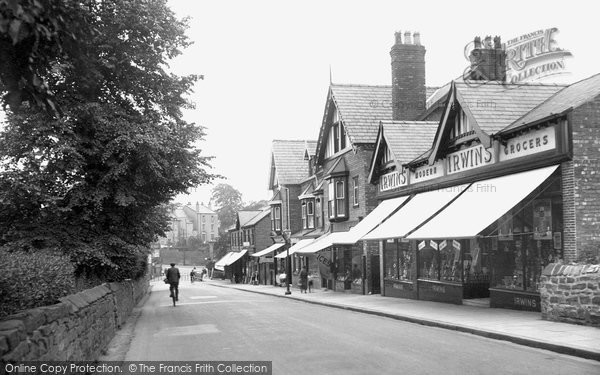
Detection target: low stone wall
<box><xmin>540</xmin><ymin>263</ymin><xmax>600</xmax><ymax>327</ymax></box>
<box><xmin>0</xmin><ymin>277</ymin><xmax>149</xmax><ymax>361</ymax></box>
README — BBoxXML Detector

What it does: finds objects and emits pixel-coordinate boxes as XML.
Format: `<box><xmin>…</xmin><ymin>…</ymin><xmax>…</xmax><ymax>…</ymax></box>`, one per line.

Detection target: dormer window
<box><xmin>325</xmin><ymin>108</ymin><xmax>350</xmax><ymax>158</ymax></box>
<box><xmin>449</xmin><ymin>109</ymin><xmax>473</xmax><ymax>139</ymax></box>
<box><xmin>382</xmin><ymin>144</ymin><xmax>394</xmax><ymax>165</ymax></box>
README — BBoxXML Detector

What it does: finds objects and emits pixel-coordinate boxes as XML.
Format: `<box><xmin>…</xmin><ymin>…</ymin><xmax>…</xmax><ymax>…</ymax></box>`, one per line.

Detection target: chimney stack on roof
<box><xmin>469</xmin><ymin>35</ymin><xmax>506</xmax><ymax>82</ymax></box>
<box><xmin>390</xmin><ymin>30</ymin><xmax>426</xmax><ymax>121</ymax></box>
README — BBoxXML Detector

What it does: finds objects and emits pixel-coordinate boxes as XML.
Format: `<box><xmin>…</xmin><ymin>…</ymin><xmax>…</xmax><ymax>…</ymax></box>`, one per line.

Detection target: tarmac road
<box><xmin>115</xmin><ymin>281</ymin><xmax>600</xmax><ymax>375</ymax></box>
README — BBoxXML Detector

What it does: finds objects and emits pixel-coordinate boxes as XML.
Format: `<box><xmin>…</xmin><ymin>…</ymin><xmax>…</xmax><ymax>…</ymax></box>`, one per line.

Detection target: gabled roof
<box><xmin>269</xmin><ymin>140</ymin><xmax>315</xmax><ymax>186</ymax></box>
<box><xmin>381</xmin><ymin>121</ymin><xmax>439</xmax><ymax>164</ymax></box>
<box><xmin>501</xmin><ymin>73</ymin><xmax>600</xmax><ymax>134</ymax></box>
<box><xmin>454</xmin><ymin>81</ymin><xmax>566</xmax><ymax>134</ymax></box>
<box><xmin>242</xmin><ymin>207</ymin><xmax>271</xmax><ymax>228</ymax></box>
<box><xmin>315</xmin><ymin>84</ymin><xmax>440</xmax><ymax>162</ymax></box>
<box><xmin>236</xmin><ymin>210</ymin><xmax>263</xmax><ymax>229</ymax></box>
<box><xmin>324</xmin><ymin>157</ymin><xmax>347</xmax><ymax>178</ymax></box>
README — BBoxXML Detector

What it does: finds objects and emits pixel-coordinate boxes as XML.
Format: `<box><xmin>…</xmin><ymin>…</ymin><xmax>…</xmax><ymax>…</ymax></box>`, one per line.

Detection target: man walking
<box><xmin>165</xmin><ymin>263</ymin><xmax>181</xmax><ymax>301</ymax></box>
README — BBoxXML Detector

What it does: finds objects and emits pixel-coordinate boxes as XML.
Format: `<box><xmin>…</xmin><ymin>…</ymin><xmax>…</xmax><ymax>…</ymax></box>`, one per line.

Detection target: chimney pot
<box><xmin>493</xmin><ymin>35</ymin><xmax>502</xmax><ymax>49</ymax></box>
<box><xmin>413</xmin><ymin>32</ymin><xmax>421</xmax><ymax>45</ymax></box>
<box><xmin>404</xmin><ymin>31</ymin><xmax>412</xmax><ymax>45</ymax></box>
<box><xmin>394</xmin><ymin>31</ymin><xmax>402</xmax><ymax>44</ymax></box>
<box><xmin>474</xmin><ymin>36</ymin><xmax>482</xmax><ymax>49</ymax></box>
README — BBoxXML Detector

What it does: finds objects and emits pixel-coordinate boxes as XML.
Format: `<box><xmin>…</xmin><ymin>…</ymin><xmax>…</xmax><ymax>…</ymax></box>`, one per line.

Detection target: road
<box><xmin>120</xmin><ymin>281</ymin><xmax>600</xmax><ymax>375</ymax></box>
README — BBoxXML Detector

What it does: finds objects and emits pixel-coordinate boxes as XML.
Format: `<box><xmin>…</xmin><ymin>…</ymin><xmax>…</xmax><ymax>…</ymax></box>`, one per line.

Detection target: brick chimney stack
<box><xmin>390</xmin><ymin>31</ymin><xmax>426</xmax><ymax>121</ymax></box>
<box><xmin>469</xmin><ymin>35</ymin><xmax>506</xmax><ymax>81</ymax></box>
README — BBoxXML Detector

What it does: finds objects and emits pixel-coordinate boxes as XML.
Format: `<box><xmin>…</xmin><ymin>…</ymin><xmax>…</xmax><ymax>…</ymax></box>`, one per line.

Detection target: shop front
<box><xmin>250</xmin><ymin>242</ymin><xmax>285</xmax><ymax>285</ymax></box>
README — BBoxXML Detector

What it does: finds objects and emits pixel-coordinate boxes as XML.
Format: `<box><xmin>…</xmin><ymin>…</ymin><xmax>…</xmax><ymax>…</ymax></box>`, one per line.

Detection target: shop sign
<box><xmin>418</xmin><ymin>241</ymin><xmax>426</xmax><ymax>250</ymax></box>
<box><xmin>499</xmin><ymin>126</ymin><xmax>556</xmax><ymax>162</ymax></box>
<box><xmin>446</xmin><ymin>144</ymin><xmax>495</xmax><ymax>175</ymax></box>
<box><xmin>452</xmin><ymin>240</ymin><xmax>461</xmax><ymax>250</ymax></box>
<box><xmin>380</xmin><ymin>169</ymin><xmax>408</xmax><ymax>192</ymax></box>
<box><xmin>316</xmin><ymin>252</ymin><xmax>333</xmax><ymax>279</ymax></box>
<box><xmin>411</xmin><ymin>163</ymin><xmax>444</xmax><ymax>183</ymax></box>
<box><xmin>439</xmin><ymin>240</ymin><xmax>447</xmax><ymax>250</ymax></box>
<box><xmin>533</xmin><ymin>199</ymin><xmax>552</xmax><ymax>240</ymax></box>
<box><xmin>260</xmin><ymin>256</ymin><xmax>274</xmax><ymax>263</ymax></box>
<box><xmin>429</xmin><ymin>241</ymin><xmax>438</xmax><ymax>250</ymax></box>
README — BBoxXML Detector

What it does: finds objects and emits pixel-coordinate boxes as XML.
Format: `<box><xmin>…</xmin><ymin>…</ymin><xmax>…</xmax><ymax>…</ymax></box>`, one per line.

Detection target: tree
<box><xmin>210</xmin><ymin>183</ymin><xmax>243</xmax><ymax>231</ymax></box>
<box><xmin>0</xmin><ymin>0</ymin><xmax>215</xmax><ymax>280</ymax></box>
<box><xmin>244</xmin><ymin>200</ymin><xmax>269</xmax><ymax>210</ymax></box>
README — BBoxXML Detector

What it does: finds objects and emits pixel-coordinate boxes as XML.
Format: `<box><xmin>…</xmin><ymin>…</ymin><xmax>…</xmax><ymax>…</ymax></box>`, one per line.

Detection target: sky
<box><xmin>4</xmin><ymin>1</ymin><xmax>595</xmax><ymax>207</ymax></box>
<box><xmin>167</xmin><ymin>0</ymin><xmax>599</xmax><ymax>207</ymax></box>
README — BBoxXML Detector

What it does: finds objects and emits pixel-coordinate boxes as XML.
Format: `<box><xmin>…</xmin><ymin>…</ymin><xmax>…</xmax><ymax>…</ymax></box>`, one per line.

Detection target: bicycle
<box><xmin>168</xmin><ymin>282</ymin><xmax>179</xmax><ymax>307</ymax></box>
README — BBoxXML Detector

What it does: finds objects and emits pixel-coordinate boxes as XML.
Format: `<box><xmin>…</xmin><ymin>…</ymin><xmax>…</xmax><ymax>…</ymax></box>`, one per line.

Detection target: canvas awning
<box><xmin>407</xmin><ymin>165</ymin><xmax>559</xmax><ymax>239</ymax></box>
<box><xmin>333</xmin><ymin>196</ymin><xmax>410</xmax><ymax>244</ymax></box>
<box><xmin>361</xmin><ymin>184</ymin><xmax>470</xmax><ymax>240</ymax></box>
<box><xmin>296</xmin><ymin>232</ymin><xmax>349</xmax><ymax>254</ymax></box>
<box><xmin>214</xmin><ymin>252</ymin><xmax>235</xmax><ymax>271</ymax></box>
<box><xmin>251</xmin><ymin>243</ymin><xmax>285</xmax><ymax>258</ymax></box>
<box><xmin>274</xmin><ymin>239</ymin><xmax>315</xmax><ymax>258</ymax></box>
<box><xmin>223</xmin><ymin>249</ymin><xmax>248</xmax><ymax>266</ymax></box>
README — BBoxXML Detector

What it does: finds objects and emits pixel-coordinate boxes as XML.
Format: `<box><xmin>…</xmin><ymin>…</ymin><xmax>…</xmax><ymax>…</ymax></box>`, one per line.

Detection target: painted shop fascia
<box><xmin>376</xmin><ymin>120</ymin><xmax>569</xmax><ymax>200</ymax></box>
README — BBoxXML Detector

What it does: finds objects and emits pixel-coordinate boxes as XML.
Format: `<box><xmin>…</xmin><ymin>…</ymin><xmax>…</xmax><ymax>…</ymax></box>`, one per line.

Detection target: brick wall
<box><xmin>540</xmin><ymin>263</ymin><xmax>600</xmax><ymax>327</ymax></box>
<box><xmin>390</xmin><ymin>33</ymin><xmax>426</xmax><ymax>121</ymax></box>
<box><xmin>0</xmin><ymin>277</ymin><xmax>149</xmax><ymax>361</ymax></box>
<box><xmin>561</xmin><ymin>161</ymin><xmax>577</xmax><ymax>262</ymax></box>
<box><xmin>254</xmin><ymin>215</ymin><xmax>273</xmax><ymax>251</ymax></box>
<box><xmin>571</xmin><ymin>96</ymin><xmax>600</xmax><ymax>261</ymax></box>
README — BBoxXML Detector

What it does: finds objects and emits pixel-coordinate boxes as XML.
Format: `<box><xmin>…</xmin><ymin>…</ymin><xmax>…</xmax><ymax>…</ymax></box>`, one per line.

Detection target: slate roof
<box><xmin>502</xmin><ymin>73</ymin><xmax>600</xmax><ymax>133</ymax></box>
<box><xmin>237</xmin><ymin>210</ymin><xmax>263</xmax><ymax>228</ymax></box>
<box><xmin>242</xmin><ymin>207</ymin><xmax>271</xmax><ymax>228</ymax></box>
<box><xmin>455</xmin><ymin>81</ymin><xmax>566</xmax><ymax>134</ymax></box>
<box><xmin>329</xmin><ymin>84</ymin><xmax>441</xmax><ymax>145</ymax></box>
<box><xmin>272</xmin><ymin>140</ymin><xmax>316</xmax><ymax>185</ymax></box>
<box><xmin>381</xmin><ymin>121</ymin><xmax>439</xmax><ymax>164</ymax></box>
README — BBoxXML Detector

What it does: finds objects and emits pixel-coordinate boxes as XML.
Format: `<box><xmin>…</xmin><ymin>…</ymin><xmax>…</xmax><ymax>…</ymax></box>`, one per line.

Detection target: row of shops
<box><xmin>216</xmin><ymin>31</ymin><xmax>600</xmax><ymax>313</ymax></box>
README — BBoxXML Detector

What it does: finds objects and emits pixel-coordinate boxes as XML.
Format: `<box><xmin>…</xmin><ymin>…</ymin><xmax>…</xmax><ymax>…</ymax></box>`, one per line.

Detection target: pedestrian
<box><xmin>165</xmin><ymin>263</ymin><xmax>181</xmax><ymax>301</ymax></box>
<box><xmin>190</xmin><ymin>267</ymin><xmax>197</xmax><ymax>283</ymax></box>
<box><xmin>299</xmin><ymin>266</ymin><xmax>308</xmax><ymax>293</ymax></box>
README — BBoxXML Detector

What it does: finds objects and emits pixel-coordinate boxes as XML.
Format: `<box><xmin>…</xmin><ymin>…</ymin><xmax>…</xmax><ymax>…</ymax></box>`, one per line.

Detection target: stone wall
<box><xmin>0</xmin><ymin>277</ymin><xmax>148</xmax><ymax>361</ymax></box>
<box><xmin>540</xmin><ymin>263</ymin><xmax>600</xmax><ymax>327</ymax></box>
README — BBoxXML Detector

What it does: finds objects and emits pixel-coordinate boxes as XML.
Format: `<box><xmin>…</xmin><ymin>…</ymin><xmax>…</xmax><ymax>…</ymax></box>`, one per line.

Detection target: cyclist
<box><xmin>165</xmin><ymin>263</ymin><xmax>181</xmax><ymax>301</ymax></box>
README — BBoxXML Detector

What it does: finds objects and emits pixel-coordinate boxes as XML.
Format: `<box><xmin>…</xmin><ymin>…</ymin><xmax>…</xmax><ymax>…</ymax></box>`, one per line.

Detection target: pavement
<box><xmin>195</xmin><ymin>278</ymin><xmax>600</xmax><ymax>362</ymax></box>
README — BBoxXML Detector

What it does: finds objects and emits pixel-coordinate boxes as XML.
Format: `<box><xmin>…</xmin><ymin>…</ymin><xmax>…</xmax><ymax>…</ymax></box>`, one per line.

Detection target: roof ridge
<box><xmin>331</xmin><ymin>83</ymin><xmax>391</xmax><ymax>88</ymax></box>
<box><xmin>457</xmin><ymin>80</ymin><xmax>568</xmax><ymax>87</ymax></box>
<box><xmin>273</xmin><ymin>139</ymin><xmax>317</xmax><ymax>143</ymax></box>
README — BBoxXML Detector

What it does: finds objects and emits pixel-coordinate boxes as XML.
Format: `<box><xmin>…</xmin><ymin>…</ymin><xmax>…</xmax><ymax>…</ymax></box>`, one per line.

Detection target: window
<box><xmin>382</xmin><ymin>145</ymin><xmax>394</xmax><ymax>165</ymax></box>
<box><xmin>307</xmin><ymin>200</ymin><xmax>315</xmax><ymax>229</ymax></box>
<box><xmin>271</xmin><ymin>205</ymin><xmax>282</xmax><ymax>232</ymax></box>
<box><xmin>328</xmin><ymin>179</ymin><xmax>347</xmax><ymax>220</ymax></box>
<box><xmin>352</xmin><ymin>176</ymin><xmax>359</xmax><ymax>206</ymax></box>
<box><xmin>202</xmin><ymin>216</ymin><xmax>206</xmax><ymax>223</ymax></box>
<box><xmin>336</xmin><ymin>180</ymin><xmax>345</xmax><ymax>217</ymax></box>
<box><xmin>325</xmin><ymin>111</ymin><xmax>350</xmax><ymax>158</ymax></box>
<box><xmin>302</xmin><ymin>199</ymin><xmax>315</xmax><ymax>229</ymax></box>
<box><xmin>450</xmin><ymin>109</ymin><xmax>473</xmax><ymax>139</ymax></box>
<box><xmin>315</xmin><ymin>197</ymin><xmax>322</xmax><ymax>228</ymax></box>
<box><xmin>384</xmin><ymin>240</ymin><xmax>413</xmax><ymax>281</ymax></box>
<box><xmin>211</xmin><ymin>216</ymin><xmax>215</xmax><ymax>222</ymax></box>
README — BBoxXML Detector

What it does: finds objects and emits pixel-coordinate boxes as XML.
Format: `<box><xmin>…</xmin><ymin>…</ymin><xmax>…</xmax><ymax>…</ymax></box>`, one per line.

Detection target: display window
<box><xmin>384</xmin><ymin>239</ymin><xmax>413</xmax><ymax>281</ymax></box>
<box><xmin>487</xmin><ymin>169</ymin><xmax>563</xmax><ymax>293</ymax></box>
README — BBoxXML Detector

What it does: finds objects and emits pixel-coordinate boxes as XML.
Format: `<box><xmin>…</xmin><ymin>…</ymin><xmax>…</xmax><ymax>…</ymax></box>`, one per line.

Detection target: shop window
<box><xmin>384</xmin><ymin>240</ymin><xmax>413</xmax><ymax>281</ymax></box>
<box><xmin>271</xmin><ymin>205</ymin><xmax>282</xmax><ymax>233</ymax></box>
<box><xmin>489</xmin><ymin>195</ymin><xmax>563</xmax><ymax>293</ymax></box>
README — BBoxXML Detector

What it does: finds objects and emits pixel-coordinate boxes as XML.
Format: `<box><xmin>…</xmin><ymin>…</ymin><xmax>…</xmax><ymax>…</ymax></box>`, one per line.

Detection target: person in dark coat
<box><xmin>165</xmin><ymin>263</ymin><xmax>181</xmax><ymax>301</ymax></box>
<box><xmin>299</xmin><ymin>266</ymin><xmax>308</xmax><ymax>293</ymax></box>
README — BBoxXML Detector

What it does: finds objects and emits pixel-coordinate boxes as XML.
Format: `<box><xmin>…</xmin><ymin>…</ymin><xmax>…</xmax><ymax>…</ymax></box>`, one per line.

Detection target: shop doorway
<box><xmin>370</xmin><ymin>255</ymin><xmax>381</xmax><ymax>294</ymax></box>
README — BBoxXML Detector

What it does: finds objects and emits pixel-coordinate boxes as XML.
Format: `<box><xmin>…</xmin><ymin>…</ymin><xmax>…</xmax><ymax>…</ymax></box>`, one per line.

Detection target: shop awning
<box><xmin>274</xmin><ymin>239</ymin><xmax>315</xmax><ymax>258</ymax></box>
<box><xmin>296</xmin><ymin>232</ymin><xmax>349</xmax><ymax>254</ymax></box>
<box><xmin>216</xmin><ymin>249</ymin><xmax>248</xmax><ymax>269</ymax></box>
<box><xmin>361</xmin><ymin>184</ymin><xmax>470</xmax><ymax>240</ymax></box>
<box><xmin>407</xmin><ymin>165</ymin><xmax>559</xmax><ymax>240</ymax></box>
<box><xmin>251</xmin><ymin>243</ymin><xmax>285</xmax><ymax>258</ymax></box>
<box><xmin>214</xmin><ymin>252</ymin><xmax>235</xmax><ymax>271</ymax></box>
<box><xmin>333</xmin><ymin>195</ymin><xmax>410</xmax><ymax>245</ymax></box>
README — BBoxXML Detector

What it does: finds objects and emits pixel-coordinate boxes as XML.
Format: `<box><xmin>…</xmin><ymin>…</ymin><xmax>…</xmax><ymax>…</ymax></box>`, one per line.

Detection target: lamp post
<box><xmin>283</xmin><ymin>231</ymin><xmax>291</xmax><ymax>295</ymax></box>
